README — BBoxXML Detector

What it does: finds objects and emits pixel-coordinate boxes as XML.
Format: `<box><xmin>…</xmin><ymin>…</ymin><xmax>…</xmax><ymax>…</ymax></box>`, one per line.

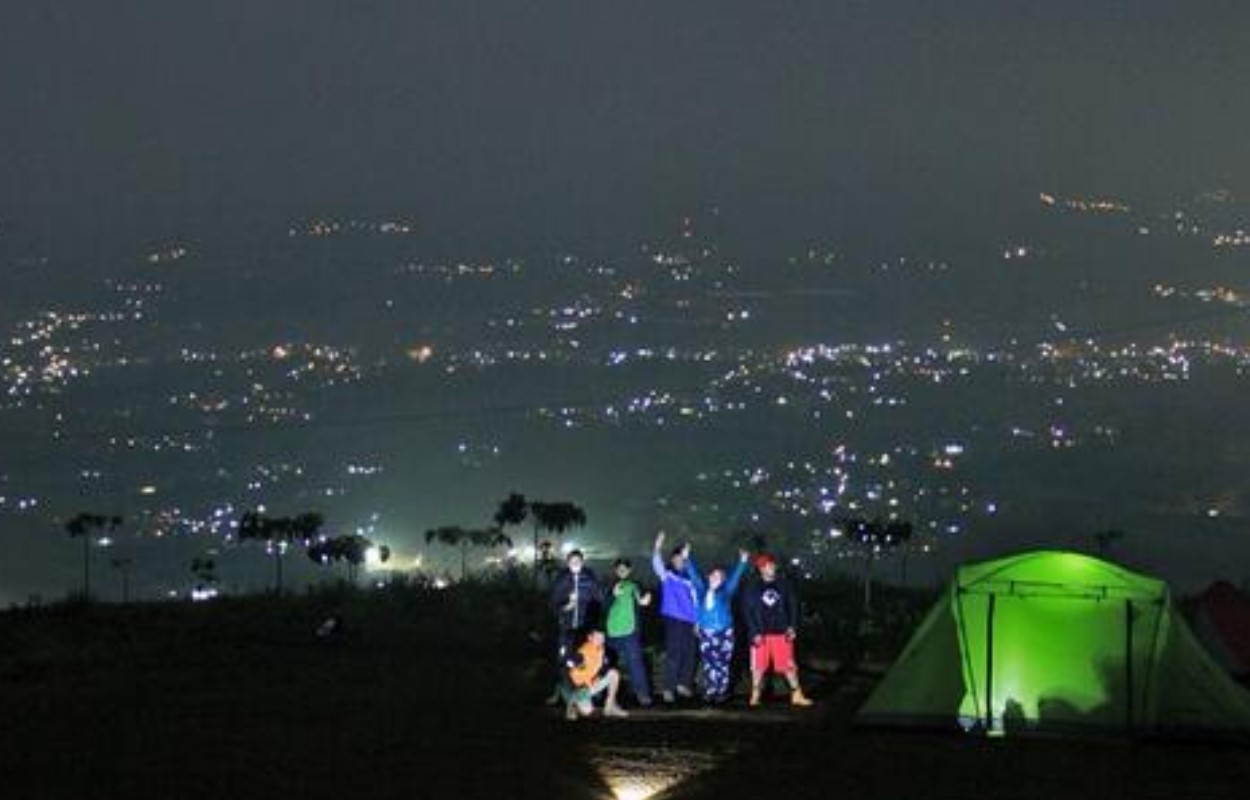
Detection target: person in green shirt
<box><xmin>605</xmin><ymin>557</ymin><xmax>653</xmax><ymax>706</ymax></box>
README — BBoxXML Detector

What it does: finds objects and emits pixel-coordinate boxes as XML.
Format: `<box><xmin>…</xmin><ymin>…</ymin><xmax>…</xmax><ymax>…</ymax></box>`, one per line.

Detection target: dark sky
<box><xmin>1</xmin><ymin>1</ymin><xmax>1248</xmax><ymax>248</ymax></box>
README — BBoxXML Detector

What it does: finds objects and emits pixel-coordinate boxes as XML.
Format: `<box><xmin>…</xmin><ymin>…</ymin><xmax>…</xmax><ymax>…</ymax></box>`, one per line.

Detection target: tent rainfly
<box><xmin>1190</xmin><ymin>581</ymin><xmax>1250</xmax><ymax>681</ymax></box>
<box><xmin>858</xmin><ymin>551</ymin><xmax>1250</xmax><ymax>738</ymax></box>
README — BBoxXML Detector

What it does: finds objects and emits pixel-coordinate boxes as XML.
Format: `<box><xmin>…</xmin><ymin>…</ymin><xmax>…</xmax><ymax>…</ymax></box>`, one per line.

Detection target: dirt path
<box><xmin>549</xmin><ymin>679</ymin><xmax>853</xmax><ymax>800</ymax></box>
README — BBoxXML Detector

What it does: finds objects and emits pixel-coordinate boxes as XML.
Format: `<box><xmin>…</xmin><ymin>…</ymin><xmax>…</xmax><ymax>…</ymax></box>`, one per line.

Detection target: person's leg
<box><xmin>606</xmin><ymin>635</ymin><xmax>626</xmax><ymax>679</ymax></box>
<box><xmin>709</xmin><ymin>628</ymin><xmax>734</xmax><ymax>700</ymax></box>
<box><xmin>781</xmin><ymin>639</ymin><xmax>813</xmax><ymax>706</ymax></box>
<box><xmin>566</xmin><ymin>686</ymin><xmax>589</xmax><ymax>720</ymax></box>
<box><xmin>749</xmin><ymin>634</ymin><xmax>772</xmax><ymax>706</ymax></box>
<box><xmin>603</xmin><ymin>669</ymin><xmax>629</xmax><ymax>717</ymax></box>
<box><xmin>697</xmin><ymin>629</ymin><xmax>717</xmax><ymax>700</ymax></box>
<box><xmin>662</xmin><ymin>618</ymin><xmax>681</xmax><ymax>701</ymax></box>
<box><xmin>676</xmin><ymin>621</ymin><xmax>697</xmax><ymax>696</ymax></box>
<box><xmin>624</xmin><ymin>632</ymin><xmax>652</xmax><ymax>704</ymax></box>
<box><xmin>605</xmin><ymin>669</ymin><xmax>621</xmax><ymax>706</ymax></box>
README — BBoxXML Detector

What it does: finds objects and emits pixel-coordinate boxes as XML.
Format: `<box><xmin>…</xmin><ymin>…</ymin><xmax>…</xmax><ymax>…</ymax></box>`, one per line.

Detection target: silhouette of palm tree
<box><xmin>239</xmin><ymin>510</ymin><xmax>323</xmax><ymax>593</ymax></box>
<box><xmin>308</xmin><ymin>534</ymin><xmax>390</xmax><ymax>583</ymax></box>
<box><xmin>843</xmin><ymin>516</ymin><xmax>913</xmax><ymax>612</ymax></box>
<box><xmin>494</xmin><ymin>491</ymin><xmax>530</xmax><ymax>572</ymax></box>
<box><xmin>529</xmin><ymin>501</ymin><xmax>587</xmax><ymax>561</ymax></box>
<box><xmin>111</xmin><ymin>558</ymin><xmax>134</xmax><ymax>603</ymax></box>
<box><xmin>64</xmin><ymin>512</ymin><xmax>123</xmax><ymax>601</ymax></box>
<box><xmin>190</xmin><ymin>556</ymin><xmax>218</xmax><ymax>594</ymax></box>
<box><xmin>425</xmin><ymin>525</ymin><xmax>513</xmax><ymax>580</ymax></box>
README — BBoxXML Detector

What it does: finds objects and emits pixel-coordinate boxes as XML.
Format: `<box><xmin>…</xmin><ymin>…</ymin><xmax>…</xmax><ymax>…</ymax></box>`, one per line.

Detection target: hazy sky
<box><xmin>2</xmin><ymin>3</ymin><xmax>1250</xmax><ymax>599</ymax></box>
<box><xmin>2</xmin><ymin>2</ymin><xmax>1248</xmax><ymax>247</ymax></box>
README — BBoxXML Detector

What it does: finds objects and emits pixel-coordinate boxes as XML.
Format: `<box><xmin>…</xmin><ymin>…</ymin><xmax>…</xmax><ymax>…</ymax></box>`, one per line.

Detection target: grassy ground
<box><xmin>2</xmin><ymin>579</ymin><xmax>1248</xmax><ymax>800</ymax></box>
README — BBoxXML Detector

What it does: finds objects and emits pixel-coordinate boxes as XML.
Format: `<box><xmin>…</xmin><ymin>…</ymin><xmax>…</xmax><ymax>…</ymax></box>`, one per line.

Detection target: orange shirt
<box><xmin>568</xmin><ymin>640</ymin><xmax>605</xmax><ymax>688</ymax></box>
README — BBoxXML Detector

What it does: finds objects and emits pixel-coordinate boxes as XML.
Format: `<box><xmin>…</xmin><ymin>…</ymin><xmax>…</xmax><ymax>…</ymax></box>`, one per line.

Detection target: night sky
<box><xmin>2</xmin><ymin>2</ymin><xmax>1250</xmax><ymax>601</ymax></box>
<box><xmin>2</xmin><ymin>2</ymin><xmax>1248</xmax><ymax>248</ymax></box>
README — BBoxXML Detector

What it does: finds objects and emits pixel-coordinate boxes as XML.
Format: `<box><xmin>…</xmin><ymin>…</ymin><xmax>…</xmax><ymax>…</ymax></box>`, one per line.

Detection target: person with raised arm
<box><xmin>688</xmin><ymin>547</ymin><xmax>750</xmax><ymax>703</ymax></box>
<box><xmin>651</xmin><ymin>531</ymin><xmax>698</xmax><ymax>703</ymax></box>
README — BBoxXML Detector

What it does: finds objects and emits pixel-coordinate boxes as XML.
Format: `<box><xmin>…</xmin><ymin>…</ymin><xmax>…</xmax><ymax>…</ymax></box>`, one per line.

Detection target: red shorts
<box><xmin>751</xmin><ymin>633</ymin><xmax>795</xmax><ymax>674</ymax></box>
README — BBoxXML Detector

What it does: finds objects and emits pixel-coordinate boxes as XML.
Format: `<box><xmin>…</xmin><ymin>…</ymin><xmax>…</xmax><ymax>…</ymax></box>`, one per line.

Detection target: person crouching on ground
<box><xmin>563</xmin><ymin>628</ymin><xmax>629</xmax><ymax>720</ymax></box>
<box><xmin>742</xmin><ymin>553</ymin><xmax>813</xmax><ymax>707</ymax></box>
<box><xmin>689</xmin><ymin>547</ymin><xmax>749</xmax><ymax>704</ymax></box>
<box><xmin>605</xmin><ymin>557</ymin><xmax>654</xmax><ymax>707</ymax></box>
<box><xmin>651</xmin><ymin>531</ymin><xmax>698</xmax><ymax>703</ymax></box>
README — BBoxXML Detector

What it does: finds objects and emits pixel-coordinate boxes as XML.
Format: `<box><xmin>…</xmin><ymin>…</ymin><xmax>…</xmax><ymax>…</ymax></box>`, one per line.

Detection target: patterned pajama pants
<box><xmin>698</xmin><ymin>627</ymin><xmax>735</xmax><ymax>700</ymax></box>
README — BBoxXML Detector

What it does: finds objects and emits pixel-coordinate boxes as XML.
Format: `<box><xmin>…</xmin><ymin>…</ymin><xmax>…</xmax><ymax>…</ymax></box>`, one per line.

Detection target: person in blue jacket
<box><xmin>689</xmin><ymin>547</ymin><xmax>750</xmax><ymax>703</ymax></box>
<box><xmin>651</xmin><ymin>531</ymin><xmax>697</xmax><ymax>703</ymax></box>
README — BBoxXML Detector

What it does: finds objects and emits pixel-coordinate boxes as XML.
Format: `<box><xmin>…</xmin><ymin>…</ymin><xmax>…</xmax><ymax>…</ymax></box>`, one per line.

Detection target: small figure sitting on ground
<box><xmin>563</xmin><ymin>628</ymin><xmax>629</xmax><ymax>720</ymax></box>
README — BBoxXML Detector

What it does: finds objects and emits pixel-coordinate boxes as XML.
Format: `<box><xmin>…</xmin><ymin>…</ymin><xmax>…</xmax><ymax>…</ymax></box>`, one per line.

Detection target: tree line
<box><xmin>57</xmin><ymin>491</ymin><xmax>588</xmax><ymax>601</ymax></box>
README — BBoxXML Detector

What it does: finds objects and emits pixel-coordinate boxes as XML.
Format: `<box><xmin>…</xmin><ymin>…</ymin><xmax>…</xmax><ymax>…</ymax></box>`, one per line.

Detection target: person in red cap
<box><xmin>742</xmin><ymin>553</ymin><xmax>813</xmax><ymax>707</ymax></box>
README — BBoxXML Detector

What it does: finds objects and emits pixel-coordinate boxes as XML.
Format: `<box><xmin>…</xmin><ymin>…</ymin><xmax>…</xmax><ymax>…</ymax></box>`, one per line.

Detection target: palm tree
<box><xmin>843</xmin><ymin>517</ymin><xmax>913</xmax><ymax>612</ymax></box>
<box><xmin>529</xmin><ymin>501</ymin><xmax>587</xmax><ymax>561</ymax></box>
<box><xmin>291</xmin><ymin>513</ymin><xmax>326</xmax><ymax>547</ymax></box>
<box><xmin>494</xmin><ymin>491</ymin><xmax>530</xmax><ymax>573</ymax></box>
<box><xmin>64</xmin><ymin>512</ymin><xmax>123</xmax><ymax>601</ymax></box>
<box><xmin>111</xmin><ymin>558</ymin><xmax>133</xmax><ymax>603</ymax></box>
<box><xmin>308</xmin><ymin>534</ymin><xmax>390</xmax><ymax>584</ymax></box>
<box><xmin>190</xmin><ymin>556</ymin><xmax>219</xmax><ymax>596</ymax></box>
<box><xmin>425</xmin><ymin>526</ymin><xmax>512</xmax><ymax>580</ymax></box>
<box><xmin>238</xmin><ymin>510</ymin><xmax>275</xmax><ymax>590</ymax></box>
<box><xmin>238</xmin><ymin>510</ymin><xmax>323</xmax><ymax>593</ymax></box>
<box><xmin>479</xmin><ymin>527</ymin><xmax>513</xmax><ymax>562</ymax></box>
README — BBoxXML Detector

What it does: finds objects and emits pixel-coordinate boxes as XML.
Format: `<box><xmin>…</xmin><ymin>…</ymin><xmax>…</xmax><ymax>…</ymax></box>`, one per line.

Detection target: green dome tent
<box><xmin>858</xmin><ymin>550</ymin><xmax>1250</xmax><ymax>737</ymax></box>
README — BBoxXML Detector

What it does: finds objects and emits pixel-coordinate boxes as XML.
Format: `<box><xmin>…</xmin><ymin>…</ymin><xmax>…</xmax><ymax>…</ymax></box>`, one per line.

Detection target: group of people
<box><xmin>550</xmin><ymin>531</ymin><xmax>813</xmax><ymax>720</ymax></box>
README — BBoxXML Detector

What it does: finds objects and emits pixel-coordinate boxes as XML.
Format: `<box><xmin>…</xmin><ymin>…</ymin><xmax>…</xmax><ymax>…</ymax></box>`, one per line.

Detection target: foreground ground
<box><xmin>2</xmin><ymin>581</ymin><xmax>1248</xmax><ymax>800</ymax></box>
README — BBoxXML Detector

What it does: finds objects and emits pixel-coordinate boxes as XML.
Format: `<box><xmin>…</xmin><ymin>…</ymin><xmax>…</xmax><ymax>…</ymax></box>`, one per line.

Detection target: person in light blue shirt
<box><xmin>688</xmin><ymin>547</ymin><xmax>749</xmax><ymax>703</ymax></box>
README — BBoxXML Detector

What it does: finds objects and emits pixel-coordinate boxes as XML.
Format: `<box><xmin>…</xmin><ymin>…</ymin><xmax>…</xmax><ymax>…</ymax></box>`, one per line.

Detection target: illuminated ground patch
<box><xmin>591</xmin><ymin>745</ymin><xmax>721</xmax><ymax>800</ymax></box>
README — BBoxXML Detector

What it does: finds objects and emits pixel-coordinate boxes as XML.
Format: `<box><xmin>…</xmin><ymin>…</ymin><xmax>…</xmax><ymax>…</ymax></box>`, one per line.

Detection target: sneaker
<box><xmin>675</xmin><ymin>685</ymin><xmax>694</xmax><ymax>699</ymax></box>
<box><xmin>791</xmin><ymin>688</ymin><xmax>814</xmax><ymax>707</ymax></box>
<box><xmin>662</xmin><ymin>690</ymin><xmax>675</xmax><ymax>704</ymax></box>
<box><xmin>604</xmin><ymin>703</ymin><xmax>630</xmax><ymax>719</ymax></box>
<box><xmin>565</xmin><ymin>702</ymin><xmax>580</xmax><ymax>721</ymax></box>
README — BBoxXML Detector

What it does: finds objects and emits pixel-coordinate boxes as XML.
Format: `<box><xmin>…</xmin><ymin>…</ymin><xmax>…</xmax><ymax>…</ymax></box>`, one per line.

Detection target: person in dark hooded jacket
<box><xmin>549</xmin><ymin>549</ymin><xmax>604</xmax><ymax>655</ymax></box>
<box><xmin>545</xmin><ymin>549</ymin><xmax>604</xmax><ymax>703</ymax></box>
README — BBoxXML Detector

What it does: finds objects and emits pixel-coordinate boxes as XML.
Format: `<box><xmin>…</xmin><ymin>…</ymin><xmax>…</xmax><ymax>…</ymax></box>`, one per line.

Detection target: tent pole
<box><xmin>985</xmin><ymin>593</ymin><xmax>996</xmax><ymax>732</ymax></box>
<box><xmin>1125</xmin><ymin>599</ymin><xmax>1135</xmax><ymax>734</ymax></box>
